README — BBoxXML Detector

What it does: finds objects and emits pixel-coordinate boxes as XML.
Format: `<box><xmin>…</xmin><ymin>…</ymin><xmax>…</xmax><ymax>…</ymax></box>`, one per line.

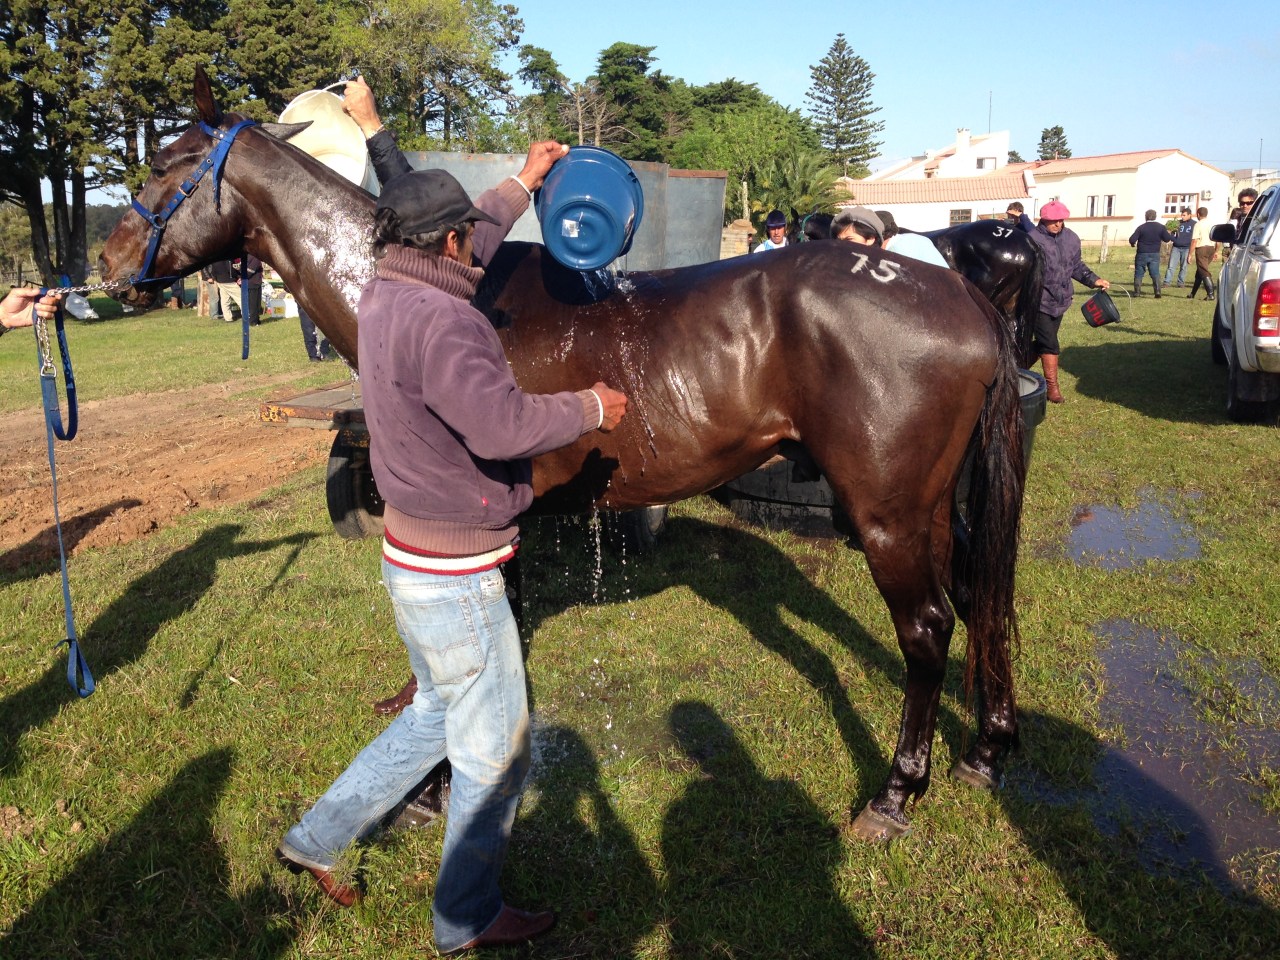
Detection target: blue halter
<box><xmin>129</xmin><ymin>118</ymin><xmax>258</xmax><ymax>358</ymax></box>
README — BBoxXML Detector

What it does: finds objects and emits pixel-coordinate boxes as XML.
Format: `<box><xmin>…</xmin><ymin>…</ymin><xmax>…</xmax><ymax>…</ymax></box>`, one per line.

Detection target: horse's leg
<box><xmin>946</xmin><ymin>522</ymin><xmax>1018</xmax><ymax>789</ymax></box>
<box><xmin>842</xmin><ymin>502</ymin><xmax>957</xmax><ymax>841</ymax></box>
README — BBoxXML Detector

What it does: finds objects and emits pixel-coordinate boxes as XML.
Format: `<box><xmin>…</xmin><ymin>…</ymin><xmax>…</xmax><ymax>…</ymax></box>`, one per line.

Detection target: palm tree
<box><xmin>749</xmin><ymin>148</ymin><xmax>844</xmax><ymax>230</ymax></box>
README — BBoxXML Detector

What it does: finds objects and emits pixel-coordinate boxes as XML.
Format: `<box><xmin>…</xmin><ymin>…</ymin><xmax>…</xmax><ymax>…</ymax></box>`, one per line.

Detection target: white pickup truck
<box><xmin>1209</xmin><ymin>184</ymin><xmax>1280</xmax><ymax>422</ymax></box>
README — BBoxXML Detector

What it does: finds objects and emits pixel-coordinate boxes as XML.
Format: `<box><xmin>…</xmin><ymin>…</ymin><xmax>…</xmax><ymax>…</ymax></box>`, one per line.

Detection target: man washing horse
<box><xmin>276</xmin><ymin>80</ymin><xmax>628</xmax><ymax>953</ymax></box>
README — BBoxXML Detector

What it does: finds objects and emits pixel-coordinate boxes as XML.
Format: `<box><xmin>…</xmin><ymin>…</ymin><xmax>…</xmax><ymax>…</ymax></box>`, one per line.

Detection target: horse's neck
<box><xmin>238</xmin><ymin>137</ymin><xmax>375</xmax><ymax>343</ymax></box>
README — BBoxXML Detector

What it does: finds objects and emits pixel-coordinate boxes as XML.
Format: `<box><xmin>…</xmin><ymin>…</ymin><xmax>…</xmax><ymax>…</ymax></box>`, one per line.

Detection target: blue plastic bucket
<box><xmin>536</xmin><ymin>145</ymin><xmax>644</xmax><ymax>270</ymax></box>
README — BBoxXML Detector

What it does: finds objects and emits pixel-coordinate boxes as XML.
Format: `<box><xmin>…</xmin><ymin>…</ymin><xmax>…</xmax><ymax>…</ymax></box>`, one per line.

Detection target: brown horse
<box><xmin>99</xmin><ymin>70</ymin><xmax>1026</xmax><ymax>839</ymax></box>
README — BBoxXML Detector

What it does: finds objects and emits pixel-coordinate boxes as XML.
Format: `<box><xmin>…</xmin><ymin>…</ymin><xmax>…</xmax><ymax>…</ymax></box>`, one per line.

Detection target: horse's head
<box><xmin>99</xmin><ymin>67</ymin><xmax>312</xmax><ymax>308</ymax></box>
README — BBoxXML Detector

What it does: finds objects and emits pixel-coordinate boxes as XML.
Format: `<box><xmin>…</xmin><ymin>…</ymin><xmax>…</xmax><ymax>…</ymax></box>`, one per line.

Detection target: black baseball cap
<box><xmin>376</xmin><ymin>169</ymin><xmax>500</xmax><ymax>235</ymax></box>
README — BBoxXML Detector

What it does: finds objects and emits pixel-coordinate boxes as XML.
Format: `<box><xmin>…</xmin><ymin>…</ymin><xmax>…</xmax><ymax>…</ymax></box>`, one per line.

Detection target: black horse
<box><xmin>100</xmin><ymin>69</ymin><xmax>1028</xmax><ymax>840</ymax></box>
<box><xmin>928</xmin><ymin>220</ymin><xmax>1043</xmax><ymax>368</ymax></box>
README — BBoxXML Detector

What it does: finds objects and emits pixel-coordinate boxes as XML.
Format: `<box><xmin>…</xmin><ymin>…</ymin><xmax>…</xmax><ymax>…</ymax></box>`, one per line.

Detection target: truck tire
<box><xmin>326</xmin><ymin>433</ymin><xmax>385</xmax><ymax>539</ymax></box>
<box><xmin>1225</xmin><ymin>352</ymin><xmax>1275</xmax><ymax>424</ymax></box>
<box><xmin>1210</xmin><ymin>301</ymin><xmax>1228</xmax><ymax>366</ymax></box>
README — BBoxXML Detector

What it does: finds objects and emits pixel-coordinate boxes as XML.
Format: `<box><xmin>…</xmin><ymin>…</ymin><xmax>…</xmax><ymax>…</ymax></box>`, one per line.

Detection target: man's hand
<box><xmin>515</xmin><ymin>141</ymin><xmax>570</xmax><ymax>193</ymax></box>
<box><xmin>1</xmin><ymin>287</ymin><xmax>62</xmax><ymax>331</ymax></box>
<box><xmin>341</xmin><ymin>76</ymin><xmax>383</xmax><ymax>138</ymax></box>
<box><xmin>1095</xmin><ymin>278</ymin><xmax>1111</xmax><ymax>290</ymax></box>
<box><xmin>590</xmin><ymin>382</ymin><xmax>628</xmax><ymax>432</ymax></box>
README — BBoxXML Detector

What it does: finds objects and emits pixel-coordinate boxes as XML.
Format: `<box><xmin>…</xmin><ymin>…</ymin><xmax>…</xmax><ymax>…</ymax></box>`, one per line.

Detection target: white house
<box><xmin>1023</xmin><ymin>150</ymin><xmax>1231</xmax><ymax>242</ymax></box>
<box><xmin>842</xmin><ymin>128</ymin><xmax>1231</xmax><ymax>242</ymax></box>
<box><xmin>867</xmin><ymin>128</ymin><xmax>1012</xmax><ymax>180</ymax></box>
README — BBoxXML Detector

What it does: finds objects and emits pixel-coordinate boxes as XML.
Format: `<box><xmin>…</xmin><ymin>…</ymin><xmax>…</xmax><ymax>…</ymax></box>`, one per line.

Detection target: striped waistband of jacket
<box><xmin>382</xmin><ymin>530</ymin><xmax>516</xmax><ymax>575</ymax></box>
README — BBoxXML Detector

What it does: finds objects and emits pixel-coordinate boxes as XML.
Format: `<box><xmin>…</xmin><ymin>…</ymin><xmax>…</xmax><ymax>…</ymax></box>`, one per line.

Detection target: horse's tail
<box><xmin>957</xmin><ymin>303</ymin><xmax>1025</xmax><ymax>714</ymax></box>
<box><xmin>1013</xmin><ymin>240</ymin><xmax>1044</xmax><ymax>367</ymax></box>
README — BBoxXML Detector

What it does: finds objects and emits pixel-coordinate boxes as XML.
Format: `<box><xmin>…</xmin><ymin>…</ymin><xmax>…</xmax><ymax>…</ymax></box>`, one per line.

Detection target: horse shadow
<box><xmin>660</xmin><ymin>700</ymin><xmax>873</xmax><ymax>956</ymax></box>
<box><xmin>1000</xmin><ymin>710</ymin><xmax>1280</xmax><ymax>958</ymax></box>
<box><xmin>505</xmin><ymin>725</ymin><xmax>661</xmax><ymax>955</ymax></box>
<box><xmin>1</xmin><ymin>748</ymin><xmax>296</xmax><ymax>959</ymax></box>
<box><xmin>0</xmin><ymin>523</ymin><xmax>316</xmax><ymax>778</ymax></box>
<box><xmin>0</xmin><ymin>498</ymin><xmax>143</xmax><ymax>578</ymax></box>
<box><xmin>517</xmin><ymin>512</ymin><xmax>979</xmax><ymax>817</ymax></box>
<box><xmin>1062</xmin><ymin>331</ymin><xmax>1226</xmax><ymax>425</ymax></box>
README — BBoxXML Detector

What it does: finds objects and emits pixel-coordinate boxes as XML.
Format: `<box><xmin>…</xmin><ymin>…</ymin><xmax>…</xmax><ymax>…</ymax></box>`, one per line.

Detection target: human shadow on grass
<box><xmin>518</xmin><ymin>513</ymin><xmax>981</xmax><ymax>824</ymax></box>
<box><xmin>1001</xmin><ymin>710</ymin><xmax>1280</xmax><ymax>960</ymax></box>
<box><xmin>0</xmin><ymin>523</ymin><xmax>316</xmax><ymax>778</ymax></box>
<box><xmin>2</xmin><ymin>748</ymin><xmax>295</xmax><ymax>959</ymax></box>
<box><xmin>0</xmin><ymin>498</ymin><xmax>143</xmax><ymax>578</ymax></box>
<box><xmin>503</xmin><ymin>725</ymin><xmax>661</xmax><ymax>956</ymax></box>
<box><xmin>1061</xmin><ymin>335</ymin><xmax>1228</xmax><ymax>425</ymax></box>
<box><xmin>660</xmin><ymin>701</ymin><xmax>874</xmax><ymax>957</ymax></box>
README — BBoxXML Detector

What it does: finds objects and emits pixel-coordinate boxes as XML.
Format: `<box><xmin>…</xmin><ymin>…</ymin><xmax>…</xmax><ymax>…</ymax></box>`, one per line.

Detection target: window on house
<box><xmin>1105</xmin><ymin>195</ymin><xmax>1116</xmax><ymax>216</ymax></box>
<box><xmin>1086</xmin><ymin>196</ymin><xmax>1098</xmax><ymax>217</ymax></box>
<box><xmin>976</xmin><ymin>157</ymin><xmax>996</xmax><ymax>170</ymax></box>
<box><xmin>1163</xmin><ymin>193</ymin><xmax>1196</xmax><ymax>216</ymax></box>
<box><xmin>949</xmin><ymin>209</ymin><xmax>972</xmax><ymax>225</ymax></box>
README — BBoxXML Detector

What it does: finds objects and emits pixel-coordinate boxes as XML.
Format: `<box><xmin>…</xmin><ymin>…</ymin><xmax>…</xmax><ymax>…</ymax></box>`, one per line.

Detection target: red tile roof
<box><xmin>1031</xmin><ymin>149</ymin><xmax>1180</xmax><ymax>174</ymax></box>
<box><xmin>838</xmin><ymin>172</ymin><xmax>1030</xmax><ymax>205</ymax></box>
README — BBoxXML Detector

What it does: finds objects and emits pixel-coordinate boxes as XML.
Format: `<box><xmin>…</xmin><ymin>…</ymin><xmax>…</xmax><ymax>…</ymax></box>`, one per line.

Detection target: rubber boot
<box><xmin>1041</xmin><ymin>353</ymin><xmax>1064</xmax><ymax>404</ymax></box>
<box><xmin>1205</xmin><ymin>276</ymin><xmax>1215</xmax><ymax>301</ymax></box>
<box><xmin>1154</xmin><ymin>278</ymin><xmax>1162</xmax><ymax>299</ymax></box>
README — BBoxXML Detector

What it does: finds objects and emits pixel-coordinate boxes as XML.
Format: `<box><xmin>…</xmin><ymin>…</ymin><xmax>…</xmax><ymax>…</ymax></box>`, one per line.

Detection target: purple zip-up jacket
<box><xmin>1026</xmin><ymin>222</ymin><xmax>1099</xmax><ymax>317</ymax></box>
<box><xmin>359</xmin><ymin>134</ymin><xmax>596</xmax><ymax>554</ymax></box>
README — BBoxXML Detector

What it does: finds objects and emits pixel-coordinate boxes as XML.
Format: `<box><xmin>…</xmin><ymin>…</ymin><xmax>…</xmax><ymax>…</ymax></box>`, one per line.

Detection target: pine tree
<box><xmin>804</xmin><ymin>34</ymin><xmax>884</xmax><ymax>177</ymax></box>
<box><xmin>1037</xmin><ymin>126</ymin><xmax>1072</xmax><ymax>160</ymax></box>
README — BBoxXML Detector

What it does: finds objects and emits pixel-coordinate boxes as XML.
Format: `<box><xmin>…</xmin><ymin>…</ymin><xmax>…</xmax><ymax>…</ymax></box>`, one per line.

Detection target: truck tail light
<box><xmin>1257</xmin><ymin>280</ymin><xmax>1280</xmax><ymax>336</ymax></box>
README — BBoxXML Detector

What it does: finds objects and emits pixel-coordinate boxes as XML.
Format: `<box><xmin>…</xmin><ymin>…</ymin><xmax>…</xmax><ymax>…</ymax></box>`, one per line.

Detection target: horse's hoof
<box><xmin>950</xmin><ymin>759</ymin><xmax>998</xmax><ymax>790</ymax></box>
<box><xmin>846</xmin><ymin>804</ymin><xmax>911</xmax><ymax>842</ymax></box>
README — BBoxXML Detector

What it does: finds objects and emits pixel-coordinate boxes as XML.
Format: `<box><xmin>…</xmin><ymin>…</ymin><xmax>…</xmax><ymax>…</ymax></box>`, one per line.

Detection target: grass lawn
<box><xmin>1</xmin><ymin>263</ymin><xmax>1278</xmax><ymax>959</ymax></box>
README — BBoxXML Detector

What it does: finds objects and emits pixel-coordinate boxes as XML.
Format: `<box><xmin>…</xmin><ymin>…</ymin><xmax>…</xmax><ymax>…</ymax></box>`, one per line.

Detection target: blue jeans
<box><xmin>1164</xmin><ymin>245</ymin><xmax>1190</xmax><ymax>284</ymax></box>
<box><xmin>280</xmin><ymin>560</ymin><xmax>530</xmax><ymax>952</ymax></box>
<box><xmin>1134</xmin><ymin>252</ymin><xmax>1161</xmax><ymax>292</ymax></box>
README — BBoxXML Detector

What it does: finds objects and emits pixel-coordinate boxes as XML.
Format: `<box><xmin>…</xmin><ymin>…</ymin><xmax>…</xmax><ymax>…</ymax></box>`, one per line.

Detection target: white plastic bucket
<box><xmin>278</xmin><ymin>85</ymin><xmax>378</xmax><ymax>194</ymax></box>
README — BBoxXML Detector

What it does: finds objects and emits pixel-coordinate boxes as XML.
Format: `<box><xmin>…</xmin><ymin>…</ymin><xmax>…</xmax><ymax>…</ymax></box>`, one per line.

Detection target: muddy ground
<box><xmin>0</xmin><ymin>377</ymin><xmax>334</xmax><ymax>573</ymax></box>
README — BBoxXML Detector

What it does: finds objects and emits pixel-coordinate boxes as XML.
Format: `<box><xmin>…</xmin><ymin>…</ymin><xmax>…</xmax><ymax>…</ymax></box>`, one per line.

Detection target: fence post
<box><xmin>1099</xmin><ymin>225</ymin><xmax>1110</xmax><ymax>263</ymax></box>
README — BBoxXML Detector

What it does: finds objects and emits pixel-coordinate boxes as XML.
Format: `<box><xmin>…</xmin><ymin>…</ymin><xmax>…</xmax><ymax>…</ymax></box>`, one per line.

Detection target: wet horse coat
<box><xmin>99</xmin><ymin>71</ymin><xmax>1026</xmax><ymax>837</ymax></box>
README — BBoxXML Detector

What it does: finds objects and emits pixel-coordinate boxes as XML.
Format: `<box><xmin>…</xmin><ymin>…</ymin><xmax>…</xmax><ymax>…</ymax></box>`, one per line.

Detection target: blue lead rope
<box><xmin>33</xmin><ymin>291</ymin><xmax>94</xmax><ymax>697</ymax></box>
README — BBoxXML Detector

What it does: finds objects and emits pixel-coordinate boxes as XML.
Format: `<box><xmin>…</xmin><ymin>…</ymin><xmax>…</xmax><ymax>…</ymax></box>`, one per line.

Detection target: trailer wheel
<box><xmin>327</xmin><ymin>433</ymin><xmax>384</xmax><ymax>539</ymax></box>
<box><xmin>610</xmin><ymin>505</ymin><xmax>668</xmax><ymax>554</ymax></box>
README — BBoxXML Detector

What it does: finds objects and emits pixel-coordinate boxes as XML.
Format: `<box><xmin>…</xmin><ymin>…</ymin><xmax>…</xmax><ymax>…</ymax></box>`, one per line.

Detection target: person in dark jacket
<box><xmin>1025</xmin><ymin>201</ymin><xmax>1111</xmax><ymax>403</ymax></box>
<box><xmin>278</xmin><ymin>80</ymin><xmax>628</xmax><ymax>955</ymax></box>
<box><xmin>1129</xmin><ymin>209</ymin><xmax>1175</xmax><ymax>298</ymax></box>
<box><xmin>1006</xmin><ymin>201</ymin><xmax>1035</xmax><ymax>233</ymax></box>
<box><xmin>1164</xmin><ymin>207</ymin><xmax>1195</xmax><ymax>287</ymax></box>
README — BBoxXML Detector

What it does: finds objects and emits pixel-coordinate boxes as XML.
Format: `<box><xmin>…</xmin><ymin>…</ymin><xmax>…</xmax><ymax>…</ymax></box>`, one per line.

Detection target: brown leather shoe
<box><xmin>372</xmin><ymin>676</ymin><xmax>418</xmax><ymax>716</ymax></box>
<box><xmin>447</xmin><ymin>905</ymin><xmax>557</xmax><ymax>954</ymax></box>
<box><xmin>275</xmin><ymin>848</ymin><xmax>363</xmax><ymax>907</ymax></box>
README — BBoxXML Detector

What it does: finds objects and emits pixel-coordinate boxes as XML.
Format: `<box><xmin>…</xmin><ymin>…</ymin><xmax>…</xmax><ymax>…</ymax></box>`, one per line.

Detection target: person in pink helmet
<box><xmin>1024</xmin><ymin>200</ymin><xmax>1111</xmax><ymax>403</ymax></box>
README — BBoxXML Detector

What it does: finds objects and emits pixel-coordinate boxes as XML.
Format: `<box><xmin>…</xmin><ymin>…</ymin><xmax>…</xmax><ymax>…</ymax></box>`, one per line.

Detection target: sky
<box><xmin>507</xmin><ymin>0</ymin><xmax>1280</xmax><ymax>174</ymax></box>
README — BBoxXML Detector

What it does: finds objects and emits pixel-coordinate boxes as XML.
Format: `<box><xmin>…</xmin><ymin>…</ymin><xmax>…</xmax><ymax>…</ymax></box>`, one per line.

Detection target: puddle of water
<box><xmin>1067</xmin><ymin>491</ymin><xmax>1201</xmax><ymax>569</ymax></box>
<box><xmin>1091</xmin><ymin>619</ymin><xmax>1280</xmax><ymax>889</ymax></box>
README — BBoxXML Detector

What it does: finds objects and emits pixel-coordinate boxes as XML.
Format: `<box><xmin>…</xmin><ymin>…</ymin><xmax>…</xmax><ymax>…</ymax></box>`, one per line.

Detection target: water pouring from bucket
<box><xmin>536</xmin><ymin>145</ymin><xmax>644</xmax><ymax>271</ymax></box>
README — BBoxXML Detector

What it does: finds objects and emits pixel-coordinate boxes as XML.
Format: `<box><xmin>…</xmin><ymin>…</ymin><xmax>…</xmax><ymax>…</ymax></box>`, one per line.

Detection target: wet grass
<box><xmin>2</xmin><ymin>255</ymin><xmax>1279</xmax><ymax>958</ymax></box>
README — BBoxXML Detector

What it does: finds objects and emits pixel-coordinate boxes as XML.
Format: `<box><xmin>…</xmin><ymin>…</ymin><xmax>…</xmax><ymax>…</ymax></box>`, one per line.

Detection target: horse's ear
<box><xmin>194</xmin><ymin>66</ymin><xmax>223</xmax><ymax>125</ymax></box>
<box><xmin>259</xmin><ymin>120</ymin><xmax>313</xmax><ymax>142</ymax></box>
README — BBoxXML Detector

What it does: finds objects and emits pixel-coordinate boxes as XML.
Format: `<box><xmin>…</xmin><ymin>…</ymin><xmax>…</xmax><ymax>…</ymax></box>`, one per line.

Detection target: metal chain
<box><xmin>52</xmin><ymin>278</ymin><xmax>133</xmax><ymax>295</ymax></box>
<box><xmin>34</xmin><ymin>314</ymin><xmax>55</xmax><ymax>377</ymax></box>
